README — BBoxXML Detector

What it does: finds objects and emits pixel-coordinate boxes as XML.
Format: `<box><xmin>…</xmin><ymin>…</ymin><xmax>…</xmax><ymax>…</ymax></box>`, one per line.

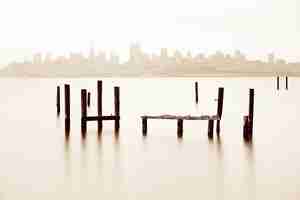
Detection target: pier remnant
<box><xmin>216</xmin><ymin>87</ymin><xmax>224</xmax><ymax>135</ymax></box>
<box><xmin>195</xmin><ymin>82</ymin><xmax>199</xmax><ymax>103</ymax></box>
<box><xmin>285</xmin><ymin>76</ymin><xmax>288</xmax><ymax>90</ymax></box>
<box><xmin>87</xmin><ymin>92</ymin><xmax>91</xmax><ymax>107</ymax></box>
<box><xmin>243</xmin><ymin>88</ymin><xmax>254</xmax><ymax>141</ymax></box>
<box><xmin>56</xmin><ymin>86</ymin><xmax>60</xmax><ymax>116</ymax></box>
<box><xmin>64</xmin><ymin>84</ymin><xmax>70</xmax><ymax>133</ymax></box>
<box><xmin>277</xmin><ymin>76</ymin><xmax>280</xmax><ymax>90</ymax></box>
<box><xmin>177</xmin><ymin>119</ymin><xmax>183</xmax><ymax>138</ymax></box>
<box><xmin>208</xmin><ymin>119</ymin><xmax>214</xmax><ymax>139</ymax></box>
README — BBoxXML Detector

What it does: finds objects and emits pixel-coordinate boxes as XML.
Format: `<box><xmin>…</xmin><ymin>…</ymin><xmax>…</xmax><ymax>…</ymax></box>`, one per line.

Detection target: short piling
<box><xmin>195</xmin><ymin>82</ymin><xmax>199</xmax><ymax>103</ymax></box>
<box><xmin>208</xmin><ymin>119</ymin><xmax>214</xmax><ymax>139</ymax></box>
<box><xmin>114</xmin><ymin>86</ymin><xmax>120</xmax><ymax>132</ymax></box>
<box><xmin>216</xmin><ymin>87</ymin><xmax>224</xmax><ymax>135</ymax></box>
<box><xmin>142</xmin><ymin>117</ymin><xmax>147</xmax><ymax>136</ymax></box>
<box><xmin>64</xmin><ymin>84</ymin><xmax>70</xmax><ymax>133</ymax></box>
<box><xmin>81</xmin><ymin>89</ymin><xmax>87</xmax><ymax>135</ymax></box>
<box><xmin>177</xmin><ymin>119</ymin><xmax>183</xmax><ymax>138</ymax></box>
<box><xmin>285</xmin><ymin>76</ymin><xmax>288</xmax><ymax>90</ymax></box>
<box><xmin>87</xmin><ymin>92</ymin><xmax>91</xmax><ymax>107</ymax></box>
<box><xmin>277</xmin><ymin>76</ymin><xmax>279</xmax><ymax>90</ymax></box>
<box><xmin>56</xmin><ymin>86</ymin><xmax>60</xmax><ymax>116</ymax></box>
<box><xmin>97</xmin><ymin>81</ymin><xmax>103</xmax><ymax>132</ymax></box>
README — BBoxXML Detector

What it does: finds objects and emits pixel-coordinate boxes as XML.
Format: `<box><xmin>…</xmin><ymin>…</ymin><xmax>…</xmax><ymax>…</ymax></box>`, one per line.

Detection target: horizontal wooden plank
<box><xmin>141</xmin><ymin>115</ymin><xmax>220</xmax><ymax>120</ymax></box>
<box><xmin>84</xmin><ymin>115</ymin><xmax>120</xmax><ymax>121</ymax></box>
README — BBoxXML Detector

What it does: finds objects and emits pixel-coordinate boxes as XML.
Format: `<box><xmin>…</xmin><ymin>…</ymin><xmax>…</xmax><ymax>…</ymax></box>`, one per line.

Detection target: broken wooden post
<box><xmin>64</xmin><ymin>84</ymin><xmax>70</xmax><ymax>133</ymax></box>
<box><xmin>114</xmin><ymin>86</ymin><xmax>120</xmax><ymax>132</ymax></box>
<box><xmin>177</xmin><ymin>119</ymin><xmax>183</xmax><ymax>138</ymax></box>
<box><xmin>81</xmin><ymin>89</ymin><xmax>87</xmax><ymax>135</ymax></box>
<box><xmin>195</xmin><ymin>82</ymin><xmax>199</xmax><ymax>103</ymax></box>
<box><xmin>87</xmin><ymin>92</ymin><xmax>91</xmax><ymax>107</ymax></box>
<box><xmin>97</xmin><ymin>81</ymin><xmax>103</xmax><ymax>132</ymax></box>
<box><xmin>216</xmin><ymin>87</ymin><xmax>224</xmax><ymax>135</ymax></box>
<box><xmin>56</xmin><ymin>86</ymin><xmax>60</xmax><ymax>116</ymax></box>
<box><xmin>248</xmin><ymin>89</ymin><xmax>254</xmax><ymax>135</ymax></box>
<box><xmin>208</xmin><ymin>119</ymin><xmax>214</xmax><ymax>139</ymax></box>
<box><xmin>277</xmin><ymin>76</ymin><xmax>279</xmax><ymax>90</ymax></box>
<box><xmin>285</xmin><ymin>76</ymin><xmax>288</xmax><ymax>90</ymax></box>
<box><xmin>142</xmin><ymin>117</ymin><xmax>147</xmax><ymax>136</ymax></box>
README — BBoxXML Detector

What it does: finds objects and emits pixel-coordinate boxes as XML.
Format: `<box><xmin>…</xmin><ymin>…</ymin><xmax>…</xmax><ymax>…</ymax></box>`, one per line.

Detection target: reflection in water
<box><xmin>216</xmin><ymin>136</ymin><xmax>224</xmax><ymax>200</ymax></box>
<box><xmin>243</xmin><ymin>140</ymin><xmax>256</xmax><ymax>199</ymax></box>
<box><xmin>64</xmin><ymin>139</ymin><xmax>71</xmax><ymax>181</ymax></box>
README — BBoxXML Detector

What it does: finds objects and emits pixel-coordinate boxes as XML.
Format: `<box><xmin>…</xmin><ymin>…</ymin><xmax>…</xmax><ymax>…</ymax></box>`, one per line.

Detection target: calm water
<box><xmin>0</xmin><ymin>78</ymin><xmax>299</xmax><ymax>199</ymax></box>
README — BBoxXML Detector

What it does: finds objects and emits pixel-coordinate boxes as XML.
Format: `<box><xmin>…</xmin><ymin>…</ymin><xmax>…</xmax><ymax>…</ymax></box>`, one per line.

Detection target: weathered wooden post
<box><xmin>208</xmin><ymin>119</ymin><xmax>214</xmax><ymax>139</ymax></box>
<box><xmin>64</xmin><ymin>84</ymin><xmax>70</xmax><ymax>133</ymax></box>
<box><xmin>277</xmin><ymin>76</ymin><xmax>279</xmax><ymax>90</ymax></box>
<box><xmin>195</xmin><ymin>82</ymin><xmax>199</xmax><ymax>103</ymax></box>
<box><xmin>56</xmin><ymin>86</ymin><xmax>60</xmax><ymax>116</ymax></box>
<box><xmin>285</xmin><ymin>76</ymin><xmax>288</xmax><ymax>90</ymax></box>
<box><xmin>244</xmin><ymin>89</ymin><xmax>254</xmax><ymax>141</ymax></box>
<box><xmin>177</xmin><ymin>119</ymin><xmax>183</xmax><ymax>138</ymax></box>
<box><xmin>81</xmin><ymin>89</ymin><xmax>87</xmax><ymax>136</ymax></box>
<box><xmin>114</xmin><ymin>86</ymin><xmax>120</xmax><ymax>132</ymax></box>
<box><xmin>87</xmin><ymin>92</ymin><xmax>91</xmax><ymax>107</ymax></box>
<box><xmin>97</xmin><ymin>81</ymin><xmax>103</xmax><ymax>132</ymax></box>
<box><xmin>142</xmin><ymin>117</ymin><xmax>147</xmax><ymax>136</ymax></box>
<box><xmin>216</xmin><ymin>87</ymin><xmax>224</xmax><ymax>135</ymax></box>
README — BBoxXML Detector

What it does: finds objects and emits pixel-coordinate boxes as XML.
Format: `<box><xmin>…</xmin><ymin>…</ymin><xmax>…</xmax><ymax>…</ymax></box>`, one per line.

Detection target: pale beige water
<box><xmin>0</xmin><ymin>78</ymin><xmax>299</xmax><ymax>199</ymax></box>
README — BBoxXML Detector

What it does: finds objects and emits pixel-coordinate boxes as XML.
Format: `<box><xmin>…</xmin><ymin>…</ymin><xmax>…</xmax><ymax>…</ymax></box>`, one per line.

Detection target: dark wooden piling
<box><xmin>277</xmin><ymin>76</ymin><xmax>279</xmax><ymax>90</ymax></box>
<box><xmin>97</xmin><ymin>81</ymin><xmax>103</xmax><ymax>131</ymax></box>
<box><xmin>285</xmin><ymin>76</ymin><xmax>288</xmax><ymax>90</ymax></box>
<box><xmin>64</xmin><ymin>84</ymin><xmax>70</xmax><ymax>133</ymax></box>
<box><xmin>114</xmin><ymin>86</ymin><xmax>120</xmax><ymax>132</ymax></box>
<box><xmin>56</xmin><ymin>86</ymin><xmax>60</xmax><ymax>116</ymax></box>
<box><xmin>248</xmin><ymin>89</ymin><xmax>254</xmax><ymax>134</ymax></box>
<box><xmin>81</xmin><ymin>89</ymin><xmax>87</xmax><ymax>135</ymax></box>
<box><xmin>177</xmin><ymin>119</ymin><xmax>183</xmax><ymax>138</ymax></box>
<box><xmin>208</xmin><ymin>120</ymin><xmax>214</xmax><ymax>139</ymax></box>
<box><xmin>87</xmin><ymin>92</ymin><xmax>91</xmax><ymax>107</ymax></box>
<box><xmin>142</xmin><ymin>117</ymin><xmax>147</xmax><ymax>136</ymax></box>
<box><xmin>243</xmin><ymin>116</ymin><xmax>252</xmax><ymax>141</ymax></box>
<box><xmin>195</xmin><ymin>82</ymin><xmax>199</xmax><ymax>103</ymax></box>
<box><xmin>216</xmin><ymin>87</ymin><xmax>224</xmax><ymax>135</ymax></box>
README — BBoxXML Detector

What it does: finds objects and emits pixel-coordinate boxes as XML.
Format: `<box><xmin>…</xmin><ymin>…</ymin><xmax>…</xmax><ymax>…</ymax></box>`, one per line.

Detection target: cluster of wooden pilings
<box><xmin>57</xmin><ymin>81</ymin><xmax>256</xmax><ymax>142</ymax></box>
<box><xmin>56</xmin><ymin>81</ymin><xmax>120</xmax><ymax>139</ymax></box>
<box><xmin>276</xmin><ymin>76</ymin><xmax>289</xmax><ymax>90</ymax></box>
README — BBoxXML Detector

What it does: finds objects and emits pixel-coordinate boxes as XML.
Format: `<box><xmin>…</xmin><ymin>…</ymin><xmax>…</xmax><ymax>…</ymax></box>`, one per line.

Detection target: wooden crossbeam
<box><xmin>84</xmin><ymin>116</ymin><xmax>120</xmax><ymax>121</ymax></box>
<box><xmin>141</xmin><ymin>115</ymin><xmax>220</xmax><ymax>120</ymax></box>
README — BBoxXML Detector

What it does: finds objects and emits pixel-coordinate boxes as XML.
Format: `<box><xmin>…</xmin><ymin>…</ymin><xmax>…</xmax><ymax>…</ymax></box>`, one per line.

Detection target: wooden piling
<box><xmin>81</xmin><ymin>89</ymin><xmax>87</xmax><ymax>134</ymax></box>
<box><xmin>248</xmin><ymin>89</ymin><xmax>254</xmax><ymax>136</ymax></box>
<box><xmin>87</xmin><ymin>92</ymin><xmax>91</xmax><ymax>107</ymax></box>
<box><xmin>97</xmin><ymin>81</ymin><xmax>103</xmax><ymax>131</ymax></box>
<box><xmin>277</xmin><ymin>76</ymin><xmax>279</xmax><ymax>90</ymax></box>
<box><xmin>64</xmin><ymin>84</ymin><xmax>70</xmax><ymax>119</ymax></box>
<box><xmin>142</xmin><ymin>117</ymin><xmax>147</xmax><ymax>136</ymax></box>
<box><xmin>208</xmin><ymin>120</ymin><xmax>214</xmax><ymax>139</ymax></box>
<box><xmin>177</xmin><ymin>119</ymin><xmax>183</xmax><ymax>138</ymax></box>
<box><xmin>114</xmin><ymin>86</ymin><xmax>120</xmax><ymax>132</ymax></box>
<box><xmin>216</xmin><ymin>87</ymin><xmax>224</xmax><ymax>135</ymax></box>
<box><xmin>195</xmin><ymin>82</ymin><xmax>199</xmax><ymax>103</ymax></box>
<box><xmin>243</xmin><ymin>116</ymin><xmax>252</xmax><ymax>141</ymax></box>
<box><xmin>64</xmin><ymin>84</ymin><xmax>70</xmax><ymax>133</ymax></box>
<box><xmin>56</xmin><ymin>86</ymin><xmax>60</xmax><ymax>116</ymax></box>
<box><xmin>286</xmin><ymin>76</ymin><xmax>288</xmax><ymax>90</ymax></box>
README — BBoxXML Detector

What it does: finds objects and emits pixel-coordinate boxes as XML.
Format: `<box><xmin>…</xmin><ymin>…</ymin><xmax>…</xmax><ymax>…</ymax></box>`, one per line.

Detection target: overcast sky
<box><xmin>0</xmin><ymin>0</ymin><xmax>299</xmax><ymax>65</ymax></box>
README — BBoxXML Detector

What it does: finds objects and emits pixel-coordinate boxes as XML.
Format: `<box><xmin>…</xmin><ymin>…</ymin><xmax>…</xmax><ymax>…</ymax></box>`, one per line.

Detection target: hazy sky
<box><xmin>0</xmin><ymin>0</ymin><xmax>299</xmax><ymax>64</ymax></box>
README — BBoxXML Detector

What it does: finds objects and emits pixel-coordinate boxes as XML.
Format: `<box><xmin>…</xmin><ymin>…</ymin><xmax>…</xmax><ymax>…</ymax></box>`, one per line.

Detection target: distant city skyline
<box><xmin>11</xmin><ymin>43</ymin><xmax>291</xmax><ymax>66</ymax></box>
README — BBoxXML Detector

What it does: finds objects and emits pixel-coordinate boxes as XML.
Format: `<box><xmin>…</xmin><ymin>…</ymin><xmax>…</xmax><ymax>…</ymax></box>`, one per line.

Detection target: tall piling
<box><xmin>277</xmin><ymin>76</ymin><xmax>280</xmax><ymax>90</ymax></box>
<box><xmin>216</xmin><ymin>87</ymin><xmax>224</xmax><ymax>135</ymax></box>
<box><xmin>114</xmin><ymin>86</ymin><xmax>120</xmax><ymax>132</ymax></box>
<box><xmin>177</xmin><ymin>119</ymin><xmax>183</xmax><ymax>138</ymax></box>
<box><xmin>81</xmin><ymin>89</ymin><xmax>87</xmax><ymax>136</ymax></box>
<box><xmin>195</xmin><ymin>82</ymin><xmax>199</xmax><ymax>103</ymax></box>
<box><xmin>248</xmin><ymin>89</ymin><xmax>254</xmax><ymax>137</ymax></box>
<box><xmin>64</xmin><ymin>84</ymin><xmax>70</xmax><ymax>133</ymax></box>
<box><xmin>286</xmin><ymin>76</ymin><xmax>288</xmax><ymax>90</ymax></box>
<box><xmin>56</xmin><ymin>86</ymin><xmax>60</xmax><ymax>116</ymax></box>
<box><xmin>97</xmin><ymin>81</ymin><xmax>103</xmax><ymax>132</ymax></box>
